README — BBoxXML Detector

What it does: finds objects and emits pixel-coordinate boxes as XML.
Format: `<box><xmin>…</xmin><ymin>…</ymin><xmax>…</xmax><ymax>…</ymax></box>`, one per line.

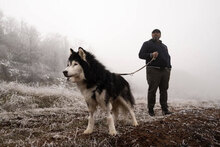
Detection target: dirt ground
<box><xmin>0</xmin><ymin>103</ymin><xmax>219</xmax><ymax>147</ymax></box>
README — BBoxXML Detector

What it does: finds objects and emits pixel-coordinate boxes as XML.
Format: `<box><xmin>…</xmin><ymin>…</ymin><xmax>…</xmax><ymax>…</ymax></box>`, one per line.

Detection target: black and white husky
<box><xmin>63</xmin><ymin>47</ymin><xmax>138</xmax><ymax>135</ymax></box>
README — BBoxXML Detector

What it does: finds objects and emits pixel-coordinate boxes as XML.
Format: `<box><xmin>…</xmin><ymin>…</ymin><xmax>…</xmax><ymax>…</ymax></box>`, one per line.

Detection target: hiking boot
<box><xmin>162</xmin><ymin>109</ymin><xmax>173</xmax><ymax>115</ymax></box>
<box><xmin>148</xmin><ymin>108</ymin><xmax>155</xmax><ymax>116</ymax></box>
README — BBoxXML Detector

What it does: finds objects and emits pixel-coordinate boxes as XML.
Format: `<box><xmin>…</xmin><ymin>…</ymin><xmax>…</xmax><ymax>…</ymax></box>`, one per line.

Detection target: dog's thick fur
<box><xmin>63</xmin><ymin>47</ymin><xmax>138</xmax><ymax>135</ymax></box>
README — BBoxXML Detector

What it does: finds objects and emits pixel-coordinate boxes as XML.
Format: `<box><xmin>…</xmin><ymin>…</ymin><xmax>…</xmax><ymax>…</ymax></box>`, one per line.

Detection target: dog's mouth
<box><xmin>64</xmin><ymin>75</ymin><xmax>72</xmax><ymax>81</ymax></box>
<box><xmin>64</xmin><ymin>74</ymin><xmax>78</xmax><ymax>81</ymax></box>
<box><xmin>64</xmin><ymin>75</ymin><xmax>73</xmax><ymax>78</ymax></box>
<box><xmin>63</xmin><ymin>71</ymin><xmax>80</xmax><ymax>81</ymax></box>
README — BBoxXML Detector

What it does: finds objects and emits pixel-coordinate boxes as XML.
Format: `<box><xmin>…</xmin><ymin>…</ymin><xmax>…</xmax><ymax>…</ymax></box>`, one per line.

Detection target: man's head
<box><xmin>152</xmin><ymin>29</ymin><xmax>161</xmax><ymax>41</ymax></box>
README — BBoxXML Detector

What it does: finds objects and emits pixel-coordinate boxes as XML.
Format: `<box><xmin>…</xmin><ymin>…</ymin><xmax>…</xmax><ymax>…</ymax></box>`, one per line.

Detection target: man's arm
<box><xmin>138</xmin><ymin>42</ymin><xmax>152</xmax><ymax>60</ymax></box>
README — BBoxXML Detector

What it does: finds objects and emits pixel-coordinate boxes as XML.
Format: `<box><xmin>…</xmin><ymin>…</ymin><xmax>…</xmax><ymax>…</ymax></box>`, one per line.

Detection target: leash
<box><xmin>118</xmin><ymin>58</ymin><xmax>155</xmax><ymax>76</ymax></box>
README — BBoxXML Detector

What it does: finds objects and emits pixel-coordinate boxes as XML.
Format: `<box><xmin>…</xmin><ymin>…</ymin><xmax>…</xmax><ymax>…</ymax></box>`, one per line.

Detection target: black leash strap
<box><xmin>118</xmin><ymin>58</ymin><xmax>155</xmax><ymax>76</ymax></box>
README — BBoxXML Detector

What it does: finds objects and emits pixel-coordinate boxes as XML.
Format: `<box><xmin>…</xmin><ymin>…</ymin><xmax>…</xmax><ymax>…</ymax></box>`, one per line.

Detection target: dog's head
<box><xmin>63</xmin><ymin>47</ymin><xmax>88</xmax><ymax>83</ymax></box>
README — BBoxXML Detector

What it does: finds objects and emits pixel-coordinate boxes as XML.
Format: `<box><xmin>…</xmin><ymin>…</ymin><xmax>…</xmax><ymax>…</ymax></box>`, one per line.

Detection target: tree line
<box><xmin>0</xmin><ymin>10</ymin><xmax>70</xmax><ymax>84</ymax></box>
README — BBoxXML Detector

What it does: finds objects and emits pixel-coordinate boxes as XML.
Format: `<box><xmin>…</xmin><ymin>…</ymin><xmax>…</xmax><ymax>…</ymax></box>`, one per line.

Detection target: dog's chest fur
<box><xmin>76</xmin><ymin>82</ymin><xmax>107</xmax><ymax>109</ymax></box>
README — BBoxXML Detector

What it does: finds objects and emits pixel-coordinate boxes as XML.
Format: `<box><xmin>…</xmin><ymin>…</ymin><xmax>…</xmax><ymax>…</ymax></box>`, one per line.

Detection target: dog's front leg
<box><xmin>83</xmin><ymin>103</ymin><xmax>96</xmax><ymax>134</ymax></box>
<box><xmin>112</xmin><ymin>106</ymin><xmax>119</xmax><ymax>124</ymax></box>
<box><xmin>106</xmin><ymin>103</ymin><xmax>117</xmax><ymax>136</ymax></box>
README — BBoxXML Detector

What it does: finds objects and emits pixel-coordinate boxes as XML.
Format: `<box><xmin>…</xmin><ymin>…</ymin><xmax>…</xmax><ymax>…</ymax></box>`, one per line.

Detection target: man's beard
<box><xmin>153</xmin><ymin>36</ymin><xmax>160</xmax><ymax>41</ymax></box>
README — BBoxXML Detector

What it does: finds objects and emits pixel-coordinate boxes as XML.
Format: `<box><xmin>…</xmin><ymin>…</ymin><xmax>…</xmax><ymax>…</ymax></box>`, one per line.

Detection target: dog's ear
<box><xmin>70</xmin><ymin>48</ymin><xmax>76</xmax><ymax>55</ymax></box>
<box><xmin>78</xmin><ymin>47</ymin><xmax>87</xmax><ymax>62</ymax></box>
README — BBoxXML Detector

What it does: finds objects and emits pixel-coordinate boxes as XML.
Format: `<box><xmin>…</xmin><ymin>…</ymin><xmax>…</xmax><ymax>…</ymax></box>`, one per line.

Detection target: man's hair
<box><xmin>152</xmin><ymin>29</ymin><xmax>161</xmax><ymax>34</ymax></box>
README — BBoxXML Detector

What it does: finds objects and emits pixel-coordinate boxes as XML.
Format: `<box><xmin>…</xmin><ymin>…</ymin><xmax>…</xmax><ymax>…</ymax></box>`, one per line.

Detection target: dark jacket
<box><xmin>139</xmin><ymin>39</ymin><xmax>172</xmax><ymax>68</ymax></box>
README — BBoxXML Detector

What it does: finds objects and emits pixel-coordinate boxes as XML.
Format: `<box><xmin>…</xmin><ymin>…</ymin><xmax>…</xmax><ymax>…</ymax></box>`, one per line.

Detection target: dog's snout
<box><xmin>63</xmin><ymin>70</ymin><xmax>68</xmax><ymax>77</ymax></box>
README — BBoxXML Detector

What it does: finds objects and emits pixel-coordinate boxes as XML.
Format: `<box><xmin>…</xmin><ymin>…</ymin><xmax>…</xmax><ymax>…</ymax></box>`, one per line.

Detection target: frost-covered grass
<box><xmin>0</xmin><ymin>81</ymin><xmax>85</xmax><ymax>112</ymax></box>
<box><xmin>0</xmin><ymin>81</ymin><xmax>219</xmax><ymax>146</ymax></box>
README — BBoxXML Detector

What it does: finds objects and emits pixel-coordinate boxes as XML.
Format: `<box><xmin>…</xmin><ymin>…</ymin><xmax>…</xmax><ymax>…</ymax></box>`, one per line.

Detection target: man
<box><xmin>138</xmin><ymin>29</ymin><xmax>172</xmax><ymax>116</ymax></box>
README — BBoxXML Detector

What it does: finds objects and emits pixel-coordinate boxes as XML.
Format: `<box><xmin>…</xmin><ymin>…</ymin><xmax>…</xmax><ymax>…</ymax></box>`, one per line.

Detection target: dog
<box><xmin>63</xmin><ymin>47</ymin><xmax>138</xmax><ymax>135</ymax></box>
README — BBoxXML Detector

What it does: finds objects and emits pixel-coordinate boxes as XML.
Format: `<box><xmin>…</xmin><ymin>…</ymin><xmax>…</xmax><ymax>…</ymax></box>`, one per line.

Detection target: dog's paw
<box><xmin>133</xmin><ymin>122</ymin><xmax>138</xmax><ymax>127</ymax></box>
<box><xmin>83</xmin><ymin>129</ymin><xmax>93</xmax><ymax>134</ymax></box>
<box><xmin>109</xmin><ymin>130</ymin><xmax>117</xmax><ymax>136</ymax></box>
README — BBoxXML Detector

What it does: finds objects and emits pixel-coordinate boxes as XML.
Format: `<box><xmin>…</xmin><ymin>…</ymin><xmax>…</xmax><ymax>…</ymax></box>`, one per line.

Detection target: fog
<box><xmin>0</xmin><ymin>0</ymin><xmax>220</xmax><ymax>100</ymax></box>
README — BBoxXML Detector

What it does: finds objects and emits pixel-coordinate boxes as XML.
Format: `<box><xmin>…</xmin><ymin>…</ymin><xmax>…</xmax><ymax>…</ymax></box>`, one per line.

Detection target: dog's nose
<box><xmin>63</xmin><ymin>71</ymin><xmax>68</xmax><ymax>77</ymax></box>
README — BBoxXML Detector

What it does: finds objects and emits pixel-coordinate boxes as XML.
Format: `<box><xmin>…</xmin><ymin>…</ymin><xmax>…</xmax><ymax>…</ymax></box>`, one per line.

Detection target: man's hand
<box><xmin>152</xmin><ymin>52</ymin><xmax>159</xmax><ymax>59</ymax></box>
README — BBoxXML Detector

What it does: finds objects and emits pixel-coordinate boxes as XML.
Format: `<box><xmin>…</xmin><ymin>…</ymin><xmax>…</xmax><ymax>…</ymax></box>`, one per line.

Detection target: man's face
<box><xmin>152</xmin><ymin>32</ymin><xmax>161</xmax><ymax>40</ymax></box>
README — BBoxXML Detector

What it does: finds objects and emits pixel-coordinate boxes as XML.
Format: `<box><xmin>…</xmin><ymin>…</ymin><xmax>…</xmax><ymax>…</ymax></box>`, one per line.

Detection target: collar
<box><xmin>150</xmin><ymin>39</ymin><xmax>162</xmax><ymax>43</ymax></box>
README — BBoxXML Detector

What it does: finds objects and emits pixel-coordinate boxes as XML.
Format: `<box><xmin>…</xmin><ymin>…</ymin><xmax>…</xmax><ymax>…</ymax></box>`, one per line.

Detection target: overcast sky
<box><xmin>0</xmin><ymin>0</ymin><xmax>220</xmax><ymax>98</ymax></box>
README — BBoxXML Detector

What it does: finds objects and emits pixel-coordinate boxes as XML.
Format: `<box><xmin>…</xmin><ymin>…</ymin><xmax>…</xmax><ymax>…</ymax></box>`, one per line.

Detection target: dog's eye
<box><xmin>73</xmin><ymin>63</ymin><xmax>78</xmax><ymax>66</ymax></box>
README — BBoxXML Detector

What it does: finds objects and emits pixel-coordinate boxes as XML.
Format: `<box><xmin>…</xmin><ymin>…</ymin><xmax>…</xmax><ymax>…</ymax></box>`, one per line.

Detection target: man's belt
<box><xmin>147</xmin><ymin>66</ymin><xmax>171</xmax><ymax>70</ymax></box>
